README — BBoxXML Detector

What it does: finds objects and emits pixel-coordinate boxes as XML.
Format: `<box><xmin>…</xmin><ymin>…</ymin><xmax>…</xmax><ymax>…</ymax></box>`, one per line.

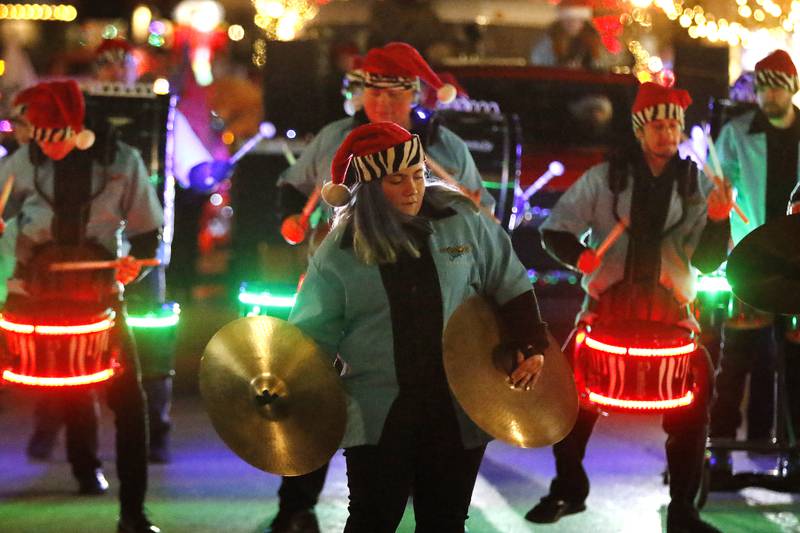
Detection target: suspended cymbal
<box><xmin>443</xmin><ymin>296</ymin><xmax>579</xmax><ymax>448</ymax></box>
<box><xmin>199</xmin><ymin>316</ymin><xmax>346</xmax><ymax>476</ymax></box>
<box><xmin>727</xmin><ymin>214</ymin><xmax>800</xmax><ymax>315</ymax></box>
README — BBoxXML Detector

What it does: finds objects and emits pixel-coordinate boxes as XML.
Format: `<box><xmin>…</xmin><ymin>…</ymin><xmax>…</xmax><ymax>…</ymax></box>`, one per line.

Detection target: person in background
<box><xmin>530</xmin><ymin>0</ymin><xmax>608</xmax><ymax>70</ymax></box>
<box><xmin>709</xmin><ymin>49</ymin><xmax>800</xmax><ymax>481</ymax></box>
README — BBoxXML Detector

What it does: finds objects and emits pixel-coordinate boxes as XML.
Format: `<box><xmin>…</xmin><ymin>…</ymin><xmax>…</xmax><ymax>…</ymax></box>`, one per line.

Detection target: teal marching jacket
<box><xmin>288</xmin><ymin>200</ymin><xmax>533</xmax><ymax>449</ymax></box>
<box><xmin>716</xmin><ymin>108</ymin><xmax>800</xmax><ymax>245</ymax></box>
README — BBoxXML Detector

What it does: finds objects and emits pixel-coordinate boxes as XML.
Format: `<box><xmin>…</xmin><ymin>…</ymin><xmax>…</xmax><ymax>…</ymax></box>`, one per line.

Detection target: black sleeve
<box><xmin>278</xmin><ymin>184</ymin><xmax>309</xmax><ymax>222</ymax></box>
<box><xmin>541</xmin><ymin>229</ymin><xmax>586</xmax><ymax>270</ymax></box>
<box><xmin>129</xmin><ymin>229</ymin><xmax>161</xmax><ymax>259</ymax></box>
<box><xmin>691</xmin><ymin>218</ymin><xmax>730</xmax><ymax>274</ymax></box>
<box><xmin>497</xmin><ymin>290</ymin><xmax>550</xmax><ymax>356</ymax></box>
<box><xmin>127</xmin><ymin>229</ymin><xmax>161</xmax><ymax>284</ymax></box>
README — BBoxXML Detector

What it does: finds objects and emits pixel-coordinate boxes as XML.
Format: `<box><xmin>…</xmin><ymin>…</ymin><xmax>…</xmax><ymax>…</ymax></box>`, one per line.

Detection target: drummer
<box><xmin>277</xmin><ymin>41</ymin><xmax>493</xmax><ymax>242</ymax></box>
<box><xmin>269</xmin><ymin>41</ymin><xmax>492</xmax><ymax>533</ymax></box>
<box><xmin>288</xmin><ymin>122</ymin><xmax>548</xmax><ymax>532</ymax></box>
<box><xmin>0</xmin><ymin>80</ymin><xmax>163</xmax><ymax>533</ymax></box>
<box><xmin>527</xmin><ymin>82</ymin><xmax>732</xmax><ymax>533</ymax></box>
<box><xmin>710</xmin><ymin>49</ymin><xmax>800</xmax><ymax>477</ymax></box>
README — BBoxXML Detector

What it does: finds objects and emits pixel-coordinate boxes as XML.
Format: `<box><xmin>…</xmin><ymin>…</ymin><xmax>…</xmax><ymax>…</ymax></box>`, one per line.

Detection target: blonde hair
<box><xmin>334</xmin><ymin>177</ymin><xmax>476</xmax><ymax>265</ymax></box>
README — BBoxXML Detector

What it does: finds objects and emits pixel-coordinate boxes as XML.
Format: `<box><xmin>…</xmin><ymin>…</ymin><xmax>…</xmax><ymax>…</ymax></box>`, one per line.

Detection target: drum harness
<box><xmin>596</xmin><ymin>151</ymin><xmax>700</xmax><ymax>323</ymax></box>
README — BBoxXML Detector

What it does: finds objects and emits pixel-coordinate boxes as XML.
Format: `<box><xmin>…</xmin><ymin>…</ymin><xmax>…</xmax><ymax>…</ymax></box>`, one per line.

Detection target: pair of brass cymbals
<box><xmin>200</xmin><ymin>298</ymin><xmax>579</xmax><ymax>475</ymax></box>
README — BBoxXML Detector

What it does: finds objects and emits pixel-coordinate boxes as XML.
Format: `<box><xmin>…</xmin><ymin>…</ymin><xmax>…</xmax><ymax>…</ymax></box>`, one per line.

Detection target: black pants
<box><xmin>28</xmin><ymin>388</ymin><xmax>100</xmax><ymax>463</ymax></box>
<box><xmin>710</xmin><ymin>324</ymin><xmax>800</xmax><ymax>440</ymax></box>
<box><xmin>9</xmin><ymin>296</ymin><xmax>149</xmax><ymax>517</ymax></box>
<box><xmin>142</xmin><ymin>376</ymin><xmax>172</xmax><ymax>452</ymax></box>
<box><xmin>278</xmin><ymin>464</ymin><xmax>329</xmax><ymax>516</ymax></box>
<box><xmin>549</xmin><ymin>349</ymin><xmax>714</xmax><ymax>517</ymax></box>
<box><xmin>343</xmin><ymin>396</ymin><xmax>485</xmax><ymax>533</ymax></box>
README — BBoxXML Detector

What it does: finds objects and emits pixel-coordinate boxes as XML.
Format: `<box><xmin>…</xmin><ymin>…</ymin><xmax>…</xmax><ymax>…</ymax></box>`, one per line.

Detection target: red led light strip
<box><xmin>587</xmin><ymin>390</ymin><xmax>694</xmax><ymax>410</ymax></box>
<box><xmin>2</xmin><ymin>368</ymin><xmax>116</xmax><ymax>387</ymax></box>
<box><xmin>0</xmin><ymin>314</ymin><xmax>114</xmax><ymax>335</ymax></box>
<box><xmin>584</xmin><ymin>335</ymin><xmax>696</xmax><ymax>357</ymax></box>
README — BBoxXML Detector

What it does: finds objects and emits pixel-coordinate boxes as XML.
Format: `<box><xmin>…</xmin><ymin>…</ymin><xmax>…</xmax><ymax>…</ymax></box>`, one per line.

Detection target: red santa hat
<box><xmin>322</xmin><ymin>122</ymin><xmax>424</xmax><ymax>207</ymax></box>
<box><xmin>755</xmin><ymin>50</ymin><xmax>799</xmax><ymax>93</ymax></box>
<box><xmin>95</xmin><ymin>38</ymin><xmax>133</xmax><ymax>65</ymax></box>
<box><xmin>13</xmin><ymin>80</ymin><xmax>95</xmax><ymax>150</ymax></box>
<box><xmin>351</xmin><ymin>42</ymin><xmax>457</xmax><ymax>104</ymax></box>
<box><xmin>631</xmin><ymin>82</ymin><xmax>692</xmax><ymax>131</ymax></box>
<box><xmin>558</xmin><ymin>0</ymin><xmax>593</xmax><ymax>21</ymax></box>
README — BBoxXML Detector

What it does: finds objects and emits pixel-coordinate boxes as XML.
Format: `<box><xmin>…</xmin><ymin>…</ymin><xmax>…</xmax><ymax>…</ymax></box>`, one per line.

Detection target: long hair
<box><xmin>333</xmin><ymin>175</ymin><xmax>477</xmax><ymax>265</ymax></box>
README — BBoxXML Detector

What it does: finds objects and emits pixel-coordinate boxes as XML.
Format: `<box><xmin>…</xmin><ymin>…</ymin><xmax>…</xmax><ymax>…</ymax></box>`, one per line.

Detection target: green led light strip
<box><xmin>481</xmin><ymin>181</ymin><xmax>515</xmax><ymax>190</ymax></box>
<box><xmin>238</xmin><ymin>291</ymin><xmax>297</xmax><ymax>308</ymax></box>
<box><xmin>128</xmin><ymin>304</ymin><xmax>181</xmax><ymax>329</ymax></box>
<box><xmin>696</xmin><ymin>275</ymin><xmax>731</xmax><ymax>294</ymax></box>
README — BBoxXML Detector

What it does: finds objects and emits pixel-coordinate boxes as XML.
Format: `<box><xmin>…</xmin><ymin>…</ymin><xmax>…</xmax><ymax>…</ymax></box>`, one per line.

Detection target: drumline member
<box><xmin>268</xmin><ymin>41</ymin><xmax>492</xmax><ymax>533</ymax></box>
<box><xmin>0</xmin><ymin>80</ymin><xmax>163</xmax><ymax>533</ymax></box>
<box><xmin>277</xmin><ymin>41</ymin><xmax>493</xmax><ymax>243</ymax></box>
<box><xmin>710</xmin><ymin>49</ymin><xmax>800</xmax><ymax>476</ymax></box>
<box><xmin>289</xmin><ymin>121</ymin><xmax>548</xmax><ymax>532</ymax></box>
<box><xmin>23</xmin><ymin>38</ymin><xmax>139</xmax><ymax>470</ymax></box>
<box><xmin>528</xmin><ymin>82</ymin><xmax>732</xmax><ymax>533</ymax></box>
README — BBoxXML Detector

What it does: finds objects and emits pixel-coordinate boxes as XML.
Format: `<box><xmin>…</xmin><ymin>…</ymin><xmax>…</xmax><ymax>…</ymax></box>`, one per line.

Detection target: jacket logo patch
<box><xmin>440</xmin><ymin>244</ymin><xmax>472</xmax><ymax>261</ymax></box>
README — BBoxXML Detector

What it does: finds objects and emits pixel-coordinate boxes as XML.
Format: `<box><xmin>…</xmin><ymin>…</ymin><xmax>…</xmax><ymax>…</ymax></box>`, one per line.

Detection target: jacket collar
<box><xmin>748</xmin><ymin>105</ymin><xmax>800</xmax><ymax>136</ymax></box>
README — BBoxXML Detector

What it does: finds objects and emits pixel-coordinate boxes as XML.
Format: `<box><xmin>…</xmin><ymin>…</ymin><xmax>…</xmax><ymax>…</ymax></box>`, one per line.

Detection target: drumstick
<box><xmin>701</xmin><ymin>131</ymin><xmax>749</xmax><ymax>225</ymax></box>
<box><xmin>281</xmin><ymin>141</ymin><xmax>297</xmax><ymax>166</ymax></box>
<box><xmin>50</xmin><ymin>258</ymin><xmax>161</xmax><ymax>272</ymax></box>
<box><xmin>0</xmin><ymin>174</ymin><xmax>15</xmax><ymax>215</ymax></box>
<box><xmin>300</xmin><ymin>186</ymin><xmax>321</xmax><ymax>223</ymax></box>
<box><xmin>595</xmin><ymin>218</ymin><xmax>628</xmax><ymax>259</ymax></box>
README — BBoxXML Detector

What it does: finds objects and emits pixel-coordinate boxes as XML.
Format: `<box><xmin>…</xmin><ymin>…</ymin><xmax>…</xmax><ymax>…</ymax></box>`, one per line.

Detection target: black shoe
<box><xmin>117</xmin><ymin>513</ymin><xmax>161</xmax><ymax>533</ymax></box>
<box><xmin>667</xmin><ymin>510</ymin><xmax>722</xmax><ymax>533</ymax></box>
<box><xmin>707</xmin><ymin>450</ymin><xmax>733</xmax><ymax>490</ymax></box>
<box><xmin>264</xmin><ymin>510</ymin><xmax>320</xmax><ymax>533</ymax></box>
<box><xmin>77</xmin><ymin>469</ymin><xmax>109</xmax><ymax>495</ymax></box>
<box><xmin>524</xmin><ymin>496</ymin><xmax>586</xmax><ymax>524</ymax></box>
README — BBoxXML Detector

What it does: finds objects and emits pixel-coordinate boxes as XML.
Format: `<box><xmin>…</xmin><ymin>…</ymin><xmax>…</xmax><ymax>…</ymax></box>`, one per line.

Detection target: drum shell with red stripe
<box><xmin>574</xmin><ymin>320</ymin><xmax>698</xmax><ymax>412</ymax></box>
<box><xmin>0</xmin><ymin>300</ymin><xmax>117</xmax><ymax>387</ymax></box>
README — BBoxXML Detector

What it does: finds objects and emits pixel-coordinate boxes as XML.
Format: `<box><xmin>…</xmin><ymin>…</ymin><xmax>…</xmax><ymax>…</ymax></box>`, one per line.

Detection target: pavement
<box><xmin>1</xmin><ymin>299</ymin><xmax>799</xmax><ymax>532</ymax></box>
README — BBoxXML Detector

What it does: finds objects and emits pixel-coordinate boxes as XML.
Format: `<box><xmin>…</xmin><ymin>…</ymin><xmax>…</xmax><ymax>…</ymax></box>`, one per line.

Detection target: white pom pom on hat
<box><xmin>321</xmin><ymin>181</ymin><xmax>352</xmax><ymax>207</ymax></box>
<box><xmin>437</xmin><ymin>83</ymin><xmax>457</xmax><ymax>104</ymax></box>
<box><xmin>75</xmin><ymin>129</ymin><xmax>95</xmax><ymax>150</ymax></box>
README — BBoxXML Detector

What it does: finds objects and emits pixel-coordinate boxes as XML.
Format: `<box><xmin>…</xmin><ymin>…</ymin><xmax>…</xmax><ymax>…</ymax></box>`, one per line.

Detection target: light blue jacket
<box><xmin>1</xmin><ymin>143</ymin><xmax>163</xmax><ymax>274</ymax></box>
<box><xmin>276</xmin><ymin>116</ymin><xmax>495</xmax><ymax>210</ymax></box>
<box><xmin>540</xmin><ymin>159</ymin><xmax>715</xmax><ymax>308</ymax></box>
<box><xmin>288</xmin><ymin>202</ymin><xmax>532</xmax><ymax>449</ymax></box>
<box><xmin>716</xmin><ymin>109</ymin><xmax>800</xmax><ymax>245</ymax></box>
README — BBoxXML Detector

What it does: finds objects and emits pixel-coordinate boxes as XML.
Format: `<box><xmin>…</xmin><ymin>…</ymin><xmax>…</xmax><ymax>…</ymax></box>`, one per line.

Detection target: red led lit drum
<box><xmin>574</xmin><ymin>320</ymin><xmax>698</xmax><ymax>412</ymax></box>
<box><xmin>0</xmin><ymin>301</ymin><xmax>117</xmax><ymax>387</ymax></box>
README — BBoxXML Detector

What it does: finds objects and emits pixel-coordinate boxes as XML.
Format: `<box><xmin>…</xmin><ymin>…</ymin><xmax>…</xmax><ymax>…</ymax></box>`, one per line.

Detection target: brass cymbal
<box><xmin>199</xmin><ymin>316</ymin><xmax>346</xmax><ymax>476</ymax></box>
<box><xmin>727</xmin><ymin>214</ymin><xmax>800</xmax><ymax>315</ymax></box>
<box><xmin>443</xmin><ymin>296</ymin><xmax>579</xmax><ymax>448</ymax></box>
